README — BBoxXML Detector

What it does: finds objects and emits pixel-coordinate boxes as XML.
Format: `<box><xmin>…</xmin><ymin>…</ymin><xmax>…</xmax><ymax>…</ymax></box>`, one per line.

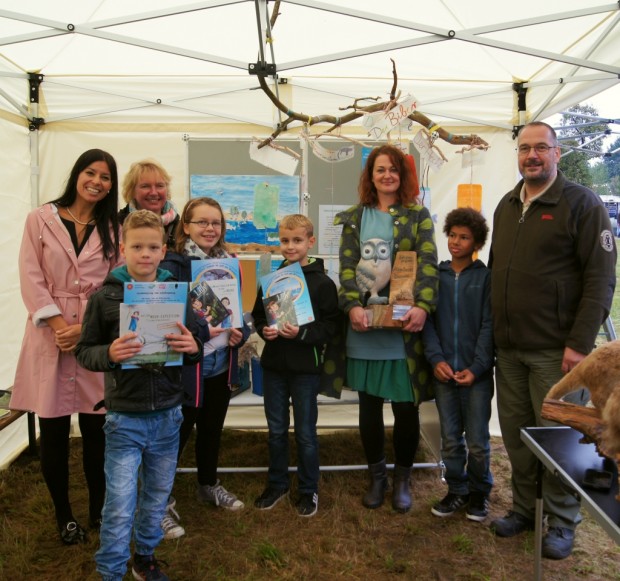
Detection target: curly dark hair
<box><xmin>51</xmin><ymin>148</ymin><xmax>120</xmax><ymax>260</ymax></box>
<box><xmin>358</xmin><ymin>144</ymin><xmax>419</xmax><ymax>206</ymax></box>
<box><xmin>443</xmin><ymin>207</ymin><xmax>489</xmax><ymax>248</ymax></box>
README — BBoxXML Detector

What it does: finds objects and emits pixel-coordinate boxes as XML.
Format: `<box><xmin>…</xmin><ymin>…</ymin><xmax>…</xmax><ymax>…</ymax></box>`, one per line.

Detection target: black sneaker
<box><xmin>254</xmin><ymin>487</ymin><xmax>289</xmax><ymax>510</ymax></box>
<box><xmin>466</xmin><ymin>492</ymin><xmax>489</xmax><ymax>522</ymax></box>
<box><xmin>131</xmin><ymin>553</ymin><xmax>169</xmax><ymax>581</ymax></box>
<box><xmin>295</xmin><ymin>493</ymin><xmax>318</xmax><ymax>517</ymax></box>
<box><xmin>59</xmin><ymin>520</ymin><xmax>87</xmax><ymax>545</ymax></box>
<box><xmin>431</xmin><ymin>492</ymin><xmax>469</xmax><ymax>517</ymax></box>
<box><xmin>542</xmin><ymin>526</ymin><xmax>575</xmax><ymax>560</ymax></box>
<box><xmin>489</xmin><ymin>511</ymin><xmax>535</xmax><ymax>537</ymax></box>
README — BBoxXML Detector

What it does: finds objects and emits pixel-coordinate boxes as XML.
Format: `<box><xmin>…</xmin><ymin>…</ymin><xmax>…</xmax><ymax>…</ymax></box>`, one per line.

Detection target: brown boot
<box><xmin>362</xmin><ymin>459</ymin><xmax>388</xmax><ymax>509</ymax></box>
<box><xmin>392</xmin><ymin>465</ymin><xmax>412</xmax><ymax>513</ymax></box>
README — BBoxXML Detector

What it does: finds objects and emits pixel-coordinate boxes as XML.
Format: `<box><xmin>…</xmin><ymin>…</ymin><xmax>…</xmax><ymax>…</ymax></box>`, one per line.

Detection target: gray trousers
<box><xmin>496</xmin><ymin>347</ymin><xmax>588</xmax><ymax>529</ymax></box>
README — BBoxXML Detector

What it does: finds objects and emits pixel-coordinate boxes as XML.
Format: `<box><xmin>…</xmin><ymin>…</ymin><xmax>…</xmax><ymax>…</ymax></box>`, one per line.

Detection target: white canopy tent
<box><xmin>0</xmin><ymin>1</ymin><xmax>618</xmax><ymax>465</ymax></box>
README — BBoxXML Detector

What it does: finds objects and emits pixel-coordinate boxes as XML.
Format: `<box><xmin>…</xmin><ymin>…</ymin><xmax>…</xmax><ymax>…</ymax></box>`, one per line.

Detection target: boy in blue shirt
<box><xmin>251</xmin><ymin>214</ymin><xmax>340</xmax><ymax>517</ymax></box>
<box><xmin>76</xmin><ymin>210</ymin><xmax>202</xmax><ymax>581</ymax></box>
<box><xmin>422</xmin><ymin>207</ymin><xmax>494</xmax><ymax>522</ymax></box>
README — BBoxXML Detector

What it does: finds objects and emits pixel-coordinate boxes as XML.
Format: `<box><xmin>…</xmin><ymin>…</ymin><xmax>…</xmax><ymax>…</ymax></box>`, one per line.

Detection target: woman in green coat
<box><xmin>334</xmin><ymin>144</ymin><xmax>438</xmax><ymax>513</ymax></box>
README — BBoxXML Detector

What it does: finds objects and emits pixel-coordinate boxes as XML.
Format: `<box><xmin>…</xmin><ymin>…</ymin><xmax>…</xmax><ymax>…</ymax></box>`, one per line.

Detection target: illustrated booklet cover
<box><xmin>259</xmin><ymin>261</ymin><xmax>315</xmax><ymax>330</ymax></box>
<box><xmin>189</xmin><ymin>281</ymin><xmax>230</xmax><ymax>327</ymax></box>
<box><xmin>120</xmin><ymin>281</ymin><xmax>188</xmax><ymax>369</ymax></box>
<box><xmin>190</xmin><ymin>258</ymin><xmax>243</xmax><ymax>328</ymax></box>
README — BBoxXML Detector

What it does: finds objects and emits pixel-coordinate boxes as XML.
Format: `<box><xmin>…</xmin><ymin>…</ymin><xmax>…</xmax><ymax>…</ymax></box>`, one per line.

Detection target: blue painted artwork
<box><xmin>190</xmin><ymin>175</ymin><xmax>300</xmax><ymax>246</ymax></box>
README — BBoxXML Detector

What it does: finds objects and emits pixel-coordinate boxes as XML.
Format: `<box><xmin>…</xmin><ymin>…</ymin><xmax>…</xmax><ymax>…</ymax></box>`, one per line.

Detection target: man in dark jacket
<box><xmin>488</xmin><ymin>122</ymin><xmax>617</xmax><ymax>559</ymax></box>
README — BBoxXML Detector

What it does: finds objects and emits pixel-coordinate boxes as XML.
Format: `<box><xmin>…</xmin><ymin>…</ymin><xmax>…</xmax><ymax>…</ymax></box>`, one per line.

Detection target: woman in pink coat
<box><xmin>10</xmin><ymin>149</ymin><xmax>121</xmax><ymax>545</ymax></box>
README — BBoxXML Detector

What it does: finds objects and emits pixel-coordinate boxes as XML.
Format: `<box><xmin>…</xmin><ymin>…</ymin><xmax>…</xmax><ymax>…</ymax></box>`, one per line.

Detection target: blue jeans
<box><xmin>96</xmin><ymin>406</ymin><xmax>183</xmax><ymax>581</ymax></box>
<box><xmin>262</xmin><ymin>370</ymin><xmax>320</xmax><ymax>494</ymax></box>
<box><xmin>434</xmin><ymin>377</ymin><xmax>494</xmax><ymax>496</ymax></box>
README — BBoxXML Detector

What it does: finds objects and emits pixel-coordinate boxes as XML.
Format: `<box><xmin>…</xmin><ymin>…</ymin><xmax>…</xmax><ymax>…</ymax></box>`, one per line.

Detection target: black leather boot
<box><xmin>392</xmin><ymin>465</ymin><xmax>412</xmax><ymax>513</ymax></box>
<box><xmin>362</xmin><ymin>459</ymin><xmax>388</xmax><ymax>509</ymax></box>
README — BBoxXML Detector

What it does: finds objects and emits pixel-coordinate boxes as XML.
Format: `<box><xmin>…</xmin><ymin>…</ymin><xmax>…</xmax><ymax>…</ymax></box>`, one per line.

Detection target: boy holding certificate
<box><xmin>76</xmin><ymin>210</ymin><xmax>201</xmax><ymax>581</ymax></box>
<box><xmin>251</xmin><ymin>214</ymin><xmax>340</xmax><ymax>517</ymax></box>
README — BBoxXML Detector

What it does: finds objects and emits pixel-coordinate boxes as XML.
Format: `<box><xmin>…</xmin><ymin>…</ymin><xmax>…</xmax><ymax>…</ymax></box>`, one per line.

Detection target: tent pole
<box><xmin>29</xmin><ymin>129</ymin><xmax>39</xmax><ymax>210</ymax></box>
<box><xmin>28</xmin><ymin>73</ymin><xmax>44</xmax><ymax>209</ymax></box>
<box><xmin>300</xmin><ymin>133</ymin><xmax>309</xmax><ymax>216</ymax></box>
<box><xmin>513</xmin><ymin>81</ymin><xmax>528</xmax><ymax>138</ymax></box>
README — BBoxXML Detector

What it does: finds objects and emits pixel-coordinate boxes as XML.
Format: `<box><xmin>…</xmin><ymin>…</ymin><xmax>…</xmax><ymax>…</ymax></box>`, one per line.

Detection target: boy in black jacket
<box><xmin>251</xmin><ymin>214</ymin><xmax>340</xmax><ymax>517</ymax></box>
<box><xmin>76</xmin><ymin>210</ymin><xmax>201</xmax><ymax>581</ymax></box>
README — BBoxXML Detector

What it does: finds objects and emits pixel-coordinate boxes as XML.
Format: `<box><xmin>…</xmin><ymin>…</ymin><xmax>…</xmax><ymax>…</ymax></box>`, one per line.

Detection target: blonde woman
<box><xmin>119</xmin><ymin>159</ymin><xmax>179</xmax><ymax>247</ymax></box>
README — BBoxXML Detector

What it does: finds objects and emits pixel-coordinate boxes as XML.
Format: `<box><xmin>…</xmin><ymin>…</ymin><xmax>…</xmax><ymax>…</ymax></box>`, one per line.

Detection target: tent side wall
<box><xmin>0</xmin><ymin>117</ymin><xmax>31</xmax><ymax>389</ymax></box>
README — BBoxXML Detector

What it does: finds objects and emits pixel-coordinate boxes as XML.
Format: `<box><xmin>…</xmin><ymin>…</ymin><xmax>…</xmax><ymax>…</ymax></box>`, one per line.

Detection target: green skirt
<box><xmin>346</xmin><ymin>358</ymin><xmax>413</xmax><ymax>403</ymax></box>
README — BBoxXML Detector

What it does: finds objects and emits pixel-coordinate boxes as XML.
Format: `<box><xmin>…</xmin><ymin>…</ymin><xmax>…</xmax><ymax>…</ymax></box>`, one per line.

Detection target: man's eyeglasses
<box><xmin>186</xmin><ymin>220</ymin><xmax>222</xmax><ymax>229</ymax></box>
<box><xmin>516</xmin><ymin>144</ymin><xmax>557</xmax><ymax>155</ymax></box>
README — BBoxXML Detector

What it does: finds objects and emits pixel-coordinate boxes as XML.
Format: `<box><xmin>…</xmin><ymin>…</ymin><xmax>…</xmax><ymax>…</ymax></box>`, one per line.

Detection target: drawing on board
<box><xmin>190</xmin><ymin>175</ymin><xmax>300</xmax><ymax>246</ymax></box>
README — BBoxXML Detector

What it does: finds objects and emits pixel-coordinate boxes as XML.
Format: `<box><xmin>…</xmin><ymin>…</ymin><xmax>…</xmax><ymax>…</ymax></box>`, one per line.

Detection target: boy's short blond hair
<box><xmin>122</xmin><ymin>209</ymin><xmax>166</xmax><ymax>242</ymax></box>
<box><xmin>278</xmin><ymin>214</ymin><xmax>314</xmax><ymax>237</ymax></box>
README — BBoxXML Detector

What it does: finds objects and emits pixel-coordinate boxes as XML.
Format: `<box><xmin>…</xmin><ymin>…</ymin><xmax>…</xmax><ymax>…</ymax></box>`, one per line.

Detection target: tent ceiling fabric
<box><xmin>0</xmin><ymin>0</ymin><xmax>618</xmax><ymax>133</ymax></box>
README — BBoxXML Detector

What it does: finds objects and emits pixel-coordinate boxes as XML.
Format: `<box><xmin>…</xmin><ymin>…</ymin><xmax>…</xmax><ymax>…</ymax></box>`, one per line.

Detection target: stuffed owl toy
<box><xmin>355</xmin><ymin>238</ymin><xmax>392</xmax><ymax>305</ymax></box>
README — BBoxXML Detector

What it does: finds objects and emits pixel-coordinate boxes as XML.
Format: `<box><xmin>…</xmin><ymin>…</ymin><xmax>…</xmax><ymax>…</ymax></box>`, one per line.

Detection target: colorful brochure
<box><xmin>259</xmin><ymin>261</ymin><xmax>315</xmax><ymax>327</ymax></box>
<box><xmin>120</xmin><ymin>281</ymin><xmax>188</xmax><ymax>369</ymax></box>
<box><xmin>263</xmin><ymin>290</ymin><xmax>298</xmax><ymax>330</ymax></box>
<box><xmin>189</xmin><ymin>281</ymin><xmax>230</xmax><ymax>327</ymax></box>
<box><xmin>190</xmin><ymin>258</ymin><xmax>243</xmax><ymax>328</ymax></box>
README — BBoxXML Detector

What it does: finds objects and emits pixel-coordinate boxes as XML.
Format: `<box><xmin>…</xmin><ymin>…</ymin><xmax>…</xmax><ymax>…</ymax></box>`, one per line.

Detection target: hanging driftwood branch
<box><xmin>455</xmin><ymin>143</ymin><xmax>491</xmax><ymax>154</ymax></box>
<box><xmin>269</xmin><ymin>0</ymin><xmax>281</xmax><ymax>28</ymax></box>
<box><xmin>307</xmin><ymin>132</ymin><xmax>372</xmax><ymax>149</ymax></box>
<box><xmin>256</xmin><ymin>59</ymin><xmax>489</xmax><ymax>150</ymax></box>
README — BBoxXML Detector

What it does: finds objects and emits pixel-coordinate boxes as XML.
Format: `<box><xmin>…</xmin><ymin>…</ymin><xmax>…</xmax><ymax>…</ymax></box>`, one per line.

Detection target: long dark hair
<box><xmin>51</xmin><ymin>149</ymin><xmax>120</xmax><ymax>260</ymax></box>
<box><xmin>358</xmin><ymin>144</ymin><xmax>419</xmax><ymax>206</ymax></box>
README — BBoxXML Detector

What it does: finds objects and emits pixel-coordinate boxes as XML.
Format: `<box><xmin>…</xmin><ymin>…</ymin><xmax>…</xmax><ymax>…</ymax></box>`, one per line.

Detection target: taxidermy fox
<box><xmin>546</xmin><ymin>340</ymin><xmax>620</xmax><ymax>456</ymax></box>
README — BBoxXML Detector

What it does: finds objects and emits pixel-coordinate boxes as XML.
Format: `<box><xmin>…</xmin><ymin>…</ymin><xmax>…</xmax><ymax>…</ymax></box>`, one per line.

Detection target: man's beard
<box><xmin>522</xmin><ymin>162</ymin><xmax>552</xmax><ymax>185</ymax></box>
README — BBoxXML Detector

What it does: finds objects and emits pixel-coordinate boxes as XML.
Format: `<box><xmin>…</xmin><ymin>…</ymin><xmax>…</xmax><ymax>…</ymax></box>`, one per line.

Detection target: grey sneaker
<box><xmin>197</xmin><ymin>480</ymin><xmax>244</xmax><ymax>511</ymax></box>
<box><xmin>161</xmin><ymin>496</ymin><xmax>185</xmax><ymax>540</ymax></box>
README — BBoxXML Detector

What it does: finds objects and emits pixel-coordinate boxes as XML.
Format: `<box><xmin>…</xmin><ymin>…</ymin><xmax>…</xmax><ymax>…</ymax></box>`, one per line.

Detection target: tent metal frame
<box><xmin>0</xmin><ymin>1</ymin><xmax>618</xmax><ymax>129</ymax></box>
